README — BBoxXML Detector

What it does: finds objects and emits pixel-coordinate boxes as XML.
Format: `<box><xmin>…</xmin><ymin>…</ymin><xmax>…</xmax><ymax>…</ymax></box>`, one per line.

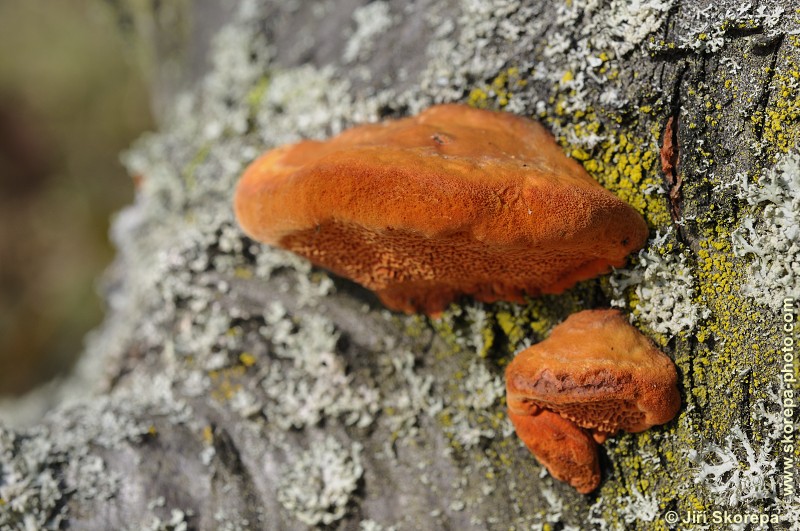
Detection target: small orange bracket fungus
<box><xmin>234</xmin><ymin>104</ymin><xmax>648</xmax><ymax>314</ymax></box>
<box><xmin>508</xmin><ymin>408</ymin><xmax>600</xmax><ymax>494</ymax></box>
<box><xmin>505</xmin><ymin>309</ymin><xmax>681</xmax><ymax>493</ymax></box>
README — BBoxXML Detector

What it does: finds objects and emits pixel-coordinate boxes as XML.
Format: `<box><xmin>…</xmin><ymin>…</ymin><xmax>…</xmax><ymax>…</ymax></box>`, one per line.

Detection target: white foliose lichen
<box><xmin>138</xmin><ymin>508</ymin><xmax>192</xmax><ymax>531</ymax></box>
<box><xmin>670</xmin><ymin>3</ymin><xmax>785</xmax><ymax>53</ymax></box>
<box><xmin>463</xmin><ymin>304</ymin><xmax>492</xmax><ymax>355</ymax></box>
<box><xmin>681</xmin><ymin>381</ymin><xmax>791</xmax><ymax>525</ymax></box>
<box><xmin>687</xmin><ymin>424</ymin><xmax>777</xmax><ymax>507</ymax></box>
<box><xmin>0</xmin><ymin>378</ymin><xmax>191</xmax><ymax>529</ymax></box>
<box><xmin>585</xmin><ymin>485</ymin><xmax>661</xmax><ymax>531</ymax></box>
<box><xmin>418</xmin><ymin>0</ymin><xmax>674</xmax><ymax>121</ymax></box>
<box><xmin>445</xmin><ymin>360</ymin><xmax>509</xmax><ymax>450</ymax></box>
<box><xmin>0</xmin><ymin>428</ymin><xmax>63</xmax><ymax>529</ymax></box>
<box><xmin>256</xmin><ymin>65</ymin><xmax>373</xmax><ymax>147</ymax></box>
<box><xmin>586</xmin><ymin>497</ymin><xmax>612</xmax><ymax>531</ymax></box>
<box><xmin>381</xmin><ymin>350</ymin><xmax>442</xmax><ymax>443</ymax></box>
<box><xmin>259</xmin><ymin>302</ymin><xmax>380</xmax><ymax>430</ymax></box>
<box><xmin>276</xmin><ymin>436</ymin><xmax>363</xmax><ymax>526</ymax></box>
<box><xmin>617</xmin><ymin>484</ymin><xmax>660</xmax><ymax>525</ymax></box>
<box><xmin>610</xmin><ymin>230</ymin><xmax>709</xmax><ymax>337</ymax></box>
<box><xmin>534</xmin><ymin>0</ymin><xmax>674</xmax><ymax>124</ymax></box>
<box><xmin>731</xmin><ymin>148</ymin><xmax>800</xmax><ymax>306</ymax></box>
<box><xmin>359</xmin><ymin>519</ymin><xmax>397</xmax><ymax>531</ymax></box>
<box><xmin>546</xmin><ymin>0</ymin><xmax>674</xmax><ymax>61</ymax></box>
<box><xmin>343</xmin><ymin>1</ymin><xmax>394</xmax><ymax>64</ymax></box>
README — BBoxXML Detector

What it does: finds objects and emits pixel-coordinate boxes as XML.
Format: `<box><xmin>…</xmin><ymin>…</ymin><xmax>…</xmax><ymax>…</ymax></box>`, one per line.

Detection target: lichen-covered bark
<box><xmin>1</xmin><ymin>0</ymin><xmax>799</xmax><ymax>529</ymax></box>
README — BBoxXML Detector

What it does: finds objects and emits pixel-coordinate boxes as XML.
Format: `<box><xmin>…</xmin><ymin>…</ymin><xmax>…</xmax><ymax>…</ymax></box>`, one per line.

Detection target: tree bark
<box><xmin>2</xmin><ymin>0</ymin><xmax>799</xmax><ymax>529</ymax></box>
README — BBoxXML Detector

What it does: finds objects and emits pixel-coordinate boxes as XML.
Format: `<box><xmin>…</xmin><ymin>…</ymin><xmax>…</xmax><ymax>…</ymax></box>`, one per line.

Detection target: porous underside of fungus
<box><xmin>505</xmin><ymin>308</ymin><xmax>680</xmax><ymax>492</ymax></box>
<box><xmin>235</xmin><ymin>104</ymin><xmax>648</xmax><ymax>314</ymax></box>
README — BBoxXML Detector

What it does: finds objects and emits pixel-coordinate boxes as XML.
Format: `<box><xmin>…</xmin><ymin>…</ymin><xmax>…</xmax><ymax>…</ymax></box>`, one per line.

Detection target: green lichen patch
<box><xmin>466</xmin><ymin>67</ymin><xmax>528</xmax><ymax>109</ymax></box>
<box><xmin>543</xmin><ymin>103</ymin><xmax>672</xmax><ymax>229</ymax></box>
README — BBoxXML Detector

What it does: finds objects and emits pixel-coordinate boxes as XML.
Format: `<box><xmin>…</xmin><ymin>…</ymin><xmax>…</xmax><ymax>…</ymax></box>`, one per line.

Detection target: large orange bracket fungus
<box><xmin>234</xmin><ymin>104</ymin><xmax>648</xmax><ymax>314</ymax></box>
<box><xmin>505</xmin><ymin>309</ymin><xmax>681</xmax><ymax>493</ymax></box>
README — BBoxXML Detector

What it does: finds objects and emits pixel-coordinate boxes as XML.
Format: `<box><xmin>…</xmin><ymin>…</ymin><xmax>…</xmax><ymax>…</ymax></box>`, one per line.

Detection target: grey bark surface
<box><xmin>2</xmin><ymin>1</ymin><xmax>799</xmax><ymax>530</ymax></box>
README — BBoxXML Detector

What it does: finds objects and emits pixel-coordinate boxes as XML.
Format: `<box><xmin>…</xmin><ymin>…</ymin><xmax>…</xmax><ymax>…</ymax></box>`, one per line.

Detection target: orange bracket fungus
<box><xmin>234</xmin><ymin>104</ymin><xmax>648</xmax><ymax>314</ymax></box>
<box><xmin>505</xmin><ymin>309</ymin><xmax>681</xmax><ymax>493</ymax></box>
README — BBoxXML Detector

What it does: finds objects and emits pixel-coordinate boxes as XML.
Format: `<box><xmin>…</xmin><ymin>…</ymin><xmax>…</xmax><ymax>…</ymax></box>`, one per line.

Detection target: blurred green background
<box><xmin>0</xmin><ymin>0</ymin><xmax>153</xmax><ymax>396</ymax></box>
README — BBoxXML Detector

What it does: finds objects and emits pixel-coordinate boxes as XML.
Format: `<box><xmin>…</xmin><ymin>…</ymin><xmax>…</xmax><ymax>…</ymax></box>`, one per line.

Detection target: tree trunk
<box><xmin>2</xmin><ymin>0</ymin><xmax>798</xmax><ymax>529</ymax></box>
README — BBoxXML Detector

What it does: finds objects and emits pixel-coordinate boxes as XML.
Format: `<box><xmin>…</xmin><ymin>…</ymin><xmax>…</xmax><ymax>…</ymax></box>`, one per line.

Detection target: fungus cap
<box><xmin>508</xmin><ymin>409</ymin><xmax>600</xmax><ymax>494</ymax></box>
<box><xmin>505</xmin><ymin>309</ymin><xmax>681</xmax><ymax>438</ymax></box>
<box><xmin>235</xmin><ymin>104</ymin><xmax>648</xmax><ymax>314</ymax></box>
